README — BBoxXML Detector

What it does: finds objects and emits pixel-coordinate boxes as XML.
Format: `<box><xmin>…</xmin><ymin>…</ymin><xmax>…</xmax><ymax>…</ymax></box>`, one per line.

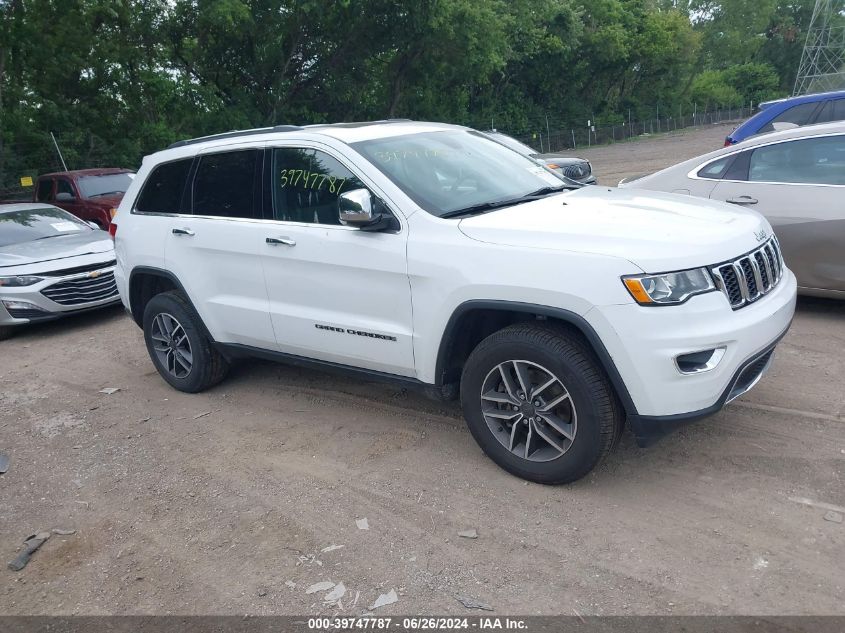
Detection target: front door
<box><xmin>260</xmin><ymin>145</ymin><xmax>415</xmax><ymax>377</ymax></box>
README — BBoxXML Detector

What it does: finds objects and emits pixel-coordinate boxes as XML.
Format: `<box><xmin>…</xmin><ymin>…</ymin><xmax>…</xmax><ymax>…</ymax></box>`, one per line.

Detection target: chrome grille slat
<box><xmin>710</xmin><ymin>237</ymin><xmax>783</xmax><ymax>310</ymax></box>
<box><xmin>41</xmin><ymin>272</ymin><xmax>119</xmax><ymax>306</ymax></box>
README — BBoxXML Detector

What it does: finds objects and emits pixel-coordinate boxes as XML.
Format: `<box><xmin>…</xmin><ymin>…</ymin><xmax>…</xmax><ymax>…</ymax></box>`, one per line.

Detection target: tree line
<box><xmin>0</xmin><ymin>0</ymin><xmax>821</xmax><ymax>189</ymax></box>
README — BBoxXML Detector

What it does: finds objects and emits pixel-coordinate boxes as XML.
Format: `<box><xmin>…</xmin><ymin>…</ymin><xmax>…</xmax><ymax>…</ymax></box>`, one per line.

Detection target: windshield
<box><xmin>77</xmin><ymin>173</ymin><xmax>134</xmax><ymax>198</ymax></box>
<box><xmin>351</xmin><ymin>130</ymin><xmax>567</xmax><ymax>217</ymax></box>
<box><xmin>484</xmin><ymin>132</ymin><xmax>539</xmax><ymax>156</ymax></box>
<box><xmin>0</xmin><ymin>207</ymin><xmax>90</xmax><ymax>247</ymax></box>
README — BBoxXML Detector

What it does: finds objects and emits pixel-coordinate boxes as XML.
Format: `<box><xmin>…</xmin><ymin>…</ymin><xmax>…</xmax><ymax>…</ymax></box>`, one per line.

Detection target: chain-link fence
<box><xmin>505</xmin><ymin>106</ymin><xmax>754</xmax><ymax>154</ymax></box>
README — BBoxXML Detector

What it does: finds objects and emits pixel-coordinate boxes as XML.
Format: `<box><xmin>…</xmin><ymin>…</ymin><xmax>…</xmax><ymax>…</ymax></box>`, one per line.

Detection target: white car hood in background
<box><xmin>0</xmin><ymin>231</ymin><xmax>114</xmax><ymax>269</ymax></box>
<box><xmin>458</xmin><ymin>186</ymin><xmax>769</xmax><ymax>272</ymax></box>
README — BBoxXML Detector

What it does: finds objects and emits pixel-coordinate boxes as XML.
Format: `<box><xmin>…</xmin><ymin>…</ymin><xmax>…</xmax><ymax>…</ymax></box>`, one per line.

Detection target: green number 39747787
<box><xmin>280</xmin><ymin>169</ymin><xmax>346</xmax><ymax>193</ymax></box>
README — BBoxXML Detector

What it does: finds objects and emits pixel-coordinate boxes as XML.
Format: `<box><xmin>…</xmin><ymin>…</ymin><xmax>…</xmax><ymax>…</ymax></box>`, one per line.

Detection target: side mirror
<box><xmin>55</xmin><ymin>192</ymin><xmax>75</xmax><ymax>202</ymax></box>
<box><xmin>338</xmin><ymin>188</ymin><xmax>375</xmax><ymax>227</ymax></box>
<box><xmin>337</xmin><ymin>188</ymin><xmax>397</xmax><ymax>232</ymax></box>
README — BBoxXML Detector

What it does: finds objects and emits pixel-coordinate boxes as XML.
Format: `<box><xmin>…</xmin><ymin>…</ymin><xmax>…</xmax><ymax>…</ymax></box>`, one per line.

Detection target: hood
<box><xmin>458</xmin><ymin>186</ymin><xmax>770</xmax><ymax>272</ymax></box>
<box><xmin>85</xmin><ymin>193</ymin><xmax>124</xmax><ymax>208</ymax></box>
<box><xmin>0</xmin><ymin>230</ymin><xmax>114</xmax><ymax>269</ymax></box>
<box><xmin>534</xmin><ymin>155</ymin><xmax>585</xmax><ymax>167</ymax></box>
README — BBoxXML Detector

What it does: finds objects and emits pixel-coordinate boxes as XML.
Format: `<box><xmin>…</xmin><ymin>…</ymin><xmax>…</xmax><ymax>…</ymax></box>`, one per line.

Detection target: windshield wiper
<box><xmin>439</xmin><ymin>185</ymin><xmax>571</xmax><ymax>219</ymax></box>
<box><xmin>89</xmin><ymin>191</ymin><xmax>124</xmax><ymax>198</ymax></box>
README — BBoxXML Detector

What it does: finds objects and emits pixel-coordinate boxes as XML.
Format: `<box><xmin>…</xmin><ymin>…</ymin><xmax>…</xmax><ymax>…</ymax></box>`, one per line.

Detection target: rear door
<box><xmin>709</xmin><ymin>134</ymin><xmax>845</xmax><ymax>292</ymax></box>
<box><xmin>259</xmin><ymin>143</ymin><xmax>415</xmax><ymax>376</ymax></box>
<box><xmin>164</xmin><ymin>146</ymin><xmax>276</xmax><ymax>349</ymax></box>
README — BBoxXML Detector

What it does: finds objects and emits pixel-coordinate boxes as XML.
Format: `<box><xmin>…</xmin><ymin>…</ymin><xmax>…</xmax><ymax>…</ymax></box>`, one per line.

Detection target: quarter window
<box><xmin>193</xmin><ymin>150</ymin><xmax>260</xmax><ymax>218</ymax></box>
<box><xmin>814</xmin><ymin>98</ymin><xmax>845</xmax><ymax>124</ymax></box>
<box><xmin>136</xmin><ymin>158</ymin><xmax>193</xmax><ymax>214</ymax></box>
<box><xmin>271</xmin><ymin>148</ymin><xmax>365</xmax><ymax>224</ymax></box>
<box><xmin>748</xmin><ymin>135</ymin><xmax>845</xmax><ymax>185</ymax></box>
<box><xmin>696</xmin><ymin>155</ymin><xmax>734</xmax><ymax>179</ymax></box>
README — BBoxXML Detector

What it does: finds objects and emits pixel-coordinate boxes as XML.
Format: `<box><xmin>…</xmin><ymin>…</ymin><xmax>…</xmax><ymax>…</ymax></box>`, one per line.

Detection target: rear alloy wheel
<box><xmin>461</xmin><ymin>323</ymin><xmax>623</xmax><ymax>484</ymax></box>
<box><xmin>143</xmin><ymin>290</ymin><xmax>228</xmax><ymax>393</ymax></box>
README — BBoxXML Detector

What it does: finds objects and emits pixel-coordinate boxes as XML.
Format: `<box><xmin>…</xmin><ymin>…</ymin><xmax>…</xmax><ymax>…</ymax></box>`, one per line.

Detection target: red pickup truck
<box><xmin>32</xmin><ymin>168</ymin><xmax>135</xmax><ymax>229</ymax></box>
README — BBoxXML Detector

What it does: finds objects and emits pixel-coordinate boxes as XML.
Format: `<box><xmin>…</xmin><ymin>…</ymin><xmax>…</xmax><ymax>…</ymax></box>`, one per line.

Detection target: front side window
<box><xmin>193</xmin><ymin>150</ymin><xmax>260</xmax><ymax>218</ymax></box>
<box><xmin>135</xmin><ymin>158</ymin><xmax>192</xmax><ymax>214</ymax></box>
<box><xmin>56</xmin><ymin>179</ymin><xmax>74</xmax><ymax>198</ymax></box>
<box><xmin>36</xmin><ymin>178</ymin><xmax>53</xmax><ymax>201</ymax></box>
<box><xmin>271</xmin><ymin>148</ymin><xmax>366</xmax><ymax>225</ymax></box>
<box><xmin>749</xmin><ymin>135</ymin><xmax>845</xmax><ymax>185</ymax></box>
<box><xmin>351</xmin><ymin>130</ymin><xmax>567</xmax><ymax>217</ymax></box>
<box><xmin>758</xmin><ymin>102</ymin><xmax>819</xmax><ymax>134</ymax></box>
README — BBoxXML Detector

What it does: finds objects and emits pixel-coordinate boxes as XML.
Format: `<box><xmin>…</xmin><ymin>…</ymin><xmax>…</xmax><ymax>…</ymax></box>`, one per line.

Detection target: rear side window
<box><xmin>36</xmin><ymin>178</ymin><xmax>53</xmax><ymax>201</ymax></box>
<box><xmin>193</xmin><ymin>150</ymin><xmax>260</xmax><ymax>219</ymax></box>
<box><xmin>758</xmin><ymin>102</ymin><xmax>819</xmax><ymax>134</ymax></box>
<box><xmin>136</xmin><ymin>158</ymin><xmax>192</xmax><ymax>214</ymax></box>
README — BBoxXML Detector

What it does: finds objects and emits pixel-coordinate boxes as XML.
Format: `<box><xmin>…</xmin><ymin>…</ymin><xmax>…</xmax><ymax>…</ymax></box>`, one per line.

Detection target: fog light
<box><xmin>2</xmin><ymin>299</ymin><xmax>46</xmax><ymax>312</ymax></box>
<box><xmin>675</xmin><ymin>347</ymin><xmax>726</xmax><ymax>374</ymax></box>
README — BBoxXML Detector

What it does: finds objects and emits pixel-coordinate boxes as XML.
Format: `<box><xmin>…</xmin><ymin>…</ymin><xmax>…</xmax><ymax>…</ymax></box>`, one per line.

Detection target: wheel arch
<box><xmin>127</xmin><ymin>267</ymin><xmax>203</xmax><ymax>332</ymax></box>
<box><xmin>433</xmin><ymin>300</ymin><xmax>638</xmax><ymax>416</ymax></box>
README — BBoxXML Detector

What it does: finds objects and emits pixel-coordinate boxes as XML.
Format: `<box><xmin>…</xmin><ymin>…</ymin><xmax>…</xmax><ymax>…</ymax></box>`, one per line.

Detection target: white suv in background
<box><xmin>112</xmin><ymin>121</ymin><xmax>797</xmax><ymax>484</ymax></box>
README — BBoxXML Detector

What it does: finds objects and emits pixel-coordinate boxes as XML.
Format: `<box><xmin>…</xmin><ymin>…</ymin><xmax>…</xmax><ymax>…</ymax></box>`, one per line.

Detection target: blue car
<box><xmin>725</xmin><ymin>90</ymin><xmax>845</xmax><ymax>146</ymax></box>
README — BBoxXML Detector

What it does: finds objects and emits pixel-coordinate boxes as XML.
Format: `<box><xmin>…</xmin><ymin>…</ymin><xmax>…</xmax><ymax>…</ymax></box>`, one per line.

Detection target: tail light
<box><xmin>108</xmin><ymin>222</ymin><xmax>117</xmax><ymax>240</ymax></box>
<box><xmin>724</xmin><ymin>138</ymin><xmax>733</xmax><ymax>147</ymax></box>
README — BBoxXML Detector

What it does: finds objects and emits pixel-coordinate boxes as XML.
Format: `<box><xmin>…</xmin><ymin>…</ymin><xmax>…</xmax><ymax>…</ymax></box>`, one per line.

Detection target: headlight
<box><xmin>622</xmin><ymin>268</ymin><xmax>715</xmax><ymax>305</ymax></box>
<box><xmin>0</xmin><ymin>276</ymin><xmax>43</xmax><ymax>287</ymax></box>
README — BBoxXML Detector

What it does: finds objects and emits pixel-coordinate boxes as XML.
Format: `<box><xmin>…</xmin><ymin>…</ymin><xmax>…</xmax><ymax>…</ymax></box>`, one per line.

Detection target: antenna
<box><xmin>50</xmin><ymin>131</ymin><xmax>69</xmax><ymax>171</ymax></box>
<box><xmin>793</xmin><ymin>0</ymin><xmax>845</xmax><ymax>95</ymax></box>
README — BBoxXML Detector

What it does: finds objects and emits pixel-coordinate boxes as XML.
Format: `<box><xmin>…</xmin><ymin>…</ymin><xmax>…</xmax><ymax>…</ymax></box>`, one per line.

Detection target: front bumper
<box><xmin>0</xmin><ymin>264</ymin><xmax>120</xmax><ymax>327</ymax></box>
<box><xmin>588</xmin><ymin>267</ymin><xmax>797</xmax><ymax>443</ymax></box>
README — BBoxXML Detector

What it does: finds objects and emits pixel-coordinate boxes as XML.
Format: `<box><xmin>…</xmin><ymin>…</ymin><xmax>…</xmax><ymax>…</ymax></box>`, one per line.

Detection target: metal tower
<box><xmin>793</xmin><ymin>0</ymin><xmax>845</xmax><ymax>95</ymax></box>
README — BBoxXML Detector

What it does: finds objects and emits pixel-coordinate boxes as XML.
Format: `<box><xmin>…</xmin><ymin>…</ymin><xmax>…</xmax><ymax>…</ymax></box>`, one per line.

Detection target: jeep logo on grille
<box><xmin>753</xmin><ymin>229</ymin><xmax>767</xmax><ymax>243</ymax></box>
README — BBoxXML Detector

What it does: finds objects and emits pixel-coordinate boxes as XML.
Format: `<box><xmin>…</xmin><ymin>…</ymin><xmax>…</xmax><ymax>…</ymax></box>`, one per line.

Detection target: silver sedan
<box><xmin>0</xmin><ymin>203</ymin><xmax>119</xmax><ymax>340</ymax></box>
<box><xmin>619</xmin><ymin>122</ymin><xmax>845</xmax><ymax>298</ymax></box>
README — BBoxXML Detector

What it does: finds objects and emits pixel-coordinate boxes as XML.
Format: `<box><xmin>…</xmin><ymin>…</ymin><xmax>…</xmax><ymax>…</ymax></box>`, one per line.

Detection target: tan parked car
<box><xmin>619</xmin><ymin>122</ymin><xmax>845</xmax><ymax>299</ymax></box>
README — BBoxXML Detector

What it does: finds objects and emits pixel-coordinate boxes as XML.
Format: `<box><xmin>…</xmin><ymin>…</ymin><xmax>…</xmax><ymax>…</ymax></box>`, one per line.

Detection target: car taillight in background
<box><xmin>108</xmin><ymin>222</ymin><xmax>117</xmax><ymax>240</ymax></box>
<box><xmin>724</xmin><ymin>138</ymin><xmax>733</xmax><ymax>147</ymax></box>
<box><xmin>109</xmin><ymin>208</ymin><xmax>118</xmax><ymax>219</ymax></box>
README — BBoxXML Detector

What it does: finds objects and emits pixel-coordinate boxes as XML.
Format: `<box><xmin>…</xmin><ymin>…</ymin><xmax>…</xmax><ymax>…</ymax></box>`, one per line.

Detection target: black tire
<box><xmin>0</xmin><ymin>326</ymin><xmax>15</xmax><ymax>341</ymax></box>
<box><xmin>460</xmin><ymin>322</ymin><xmax>623</xmax><ymax>484</ymax></box>
<box><xmin>142</xmin><ymin>290</ymin><xmax>228</xmax><ymax>393</ymax></box>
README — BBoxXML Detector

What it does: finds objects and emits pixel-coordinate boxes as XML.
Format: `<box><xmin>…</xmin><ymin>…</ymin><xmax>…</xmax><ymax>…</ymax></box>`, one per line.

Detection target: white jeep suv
<box><xmin>113</xmin><ymin>121</ymin><xmax>797</xmax><ymax>483</ymax></box>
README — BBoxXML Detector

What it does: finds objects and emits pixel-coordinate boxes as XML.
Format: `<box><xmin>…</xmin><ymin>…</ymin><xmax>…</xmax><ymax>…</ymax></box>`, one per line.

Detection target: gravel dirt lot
<box><xmin>1</xmin><ymin>122</ymin><xmax>843</xmax><ymax>616</ymax></box>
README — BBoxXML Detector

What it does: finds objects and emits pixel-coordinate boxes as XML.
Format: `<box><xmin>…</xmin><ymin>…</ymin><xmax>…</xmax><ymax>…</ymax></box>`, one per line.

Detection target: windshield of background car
<box><xmin>77</xmin><ymin>173</ymin><xmax>134</xmax><ymax>198</ymax></box>
<box><xmin>351</xmin><ymin>130</ymin><xmax>566</xmax><ymax>217</ymax></box>
<box><xmin>0</xmin><ymin>207</ymin><xmax>90</xmax><ymax>247</ymax></box>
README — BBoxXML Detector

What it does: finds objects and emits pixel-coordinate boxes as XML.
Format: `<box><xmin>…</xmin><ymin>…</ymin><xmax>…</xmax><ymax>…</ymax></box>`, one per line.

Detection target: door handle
<box><xmin>172</xmin><ymin>228</ymin><xmax>195</xmax><ymax>236</ymax></box>
<box><xmin>266</xmin><ymin>236</ymin><xmax>296</xmax><ymax>246</ymax></box>
<box><xmin>726</xmin><ymin>196</ymin><xmax>758</xmax><ymax>206</ymax></box>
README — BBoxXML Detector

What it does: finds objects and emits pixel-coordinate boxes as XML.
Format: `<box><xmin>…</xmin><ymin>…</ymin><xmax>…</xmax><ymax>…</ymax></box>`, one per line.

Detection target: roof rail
<box><xmin>167</xmin><ymin>124</ymin><xmax>303</xmax><ymax>149</ymax></box>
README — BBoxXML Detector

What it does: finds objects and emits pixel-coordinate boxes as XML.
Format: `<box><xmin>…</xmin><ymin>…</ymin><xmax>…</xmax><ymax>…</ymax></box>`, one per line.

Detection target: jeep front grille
<box><xmin>710</xmin><ymin>237</ymin><xmax>783</xmax><ymax>309</ymax></box>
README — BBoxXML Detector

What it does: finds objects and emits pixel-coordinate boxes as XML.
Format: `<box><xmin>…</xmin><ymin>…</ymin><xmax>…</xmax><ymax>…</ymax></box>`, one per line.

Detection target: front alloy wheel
<box><xmin>481</xmin><ymin>360</ymin><xmax>577</xmax><ymax>462</ymax></box>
